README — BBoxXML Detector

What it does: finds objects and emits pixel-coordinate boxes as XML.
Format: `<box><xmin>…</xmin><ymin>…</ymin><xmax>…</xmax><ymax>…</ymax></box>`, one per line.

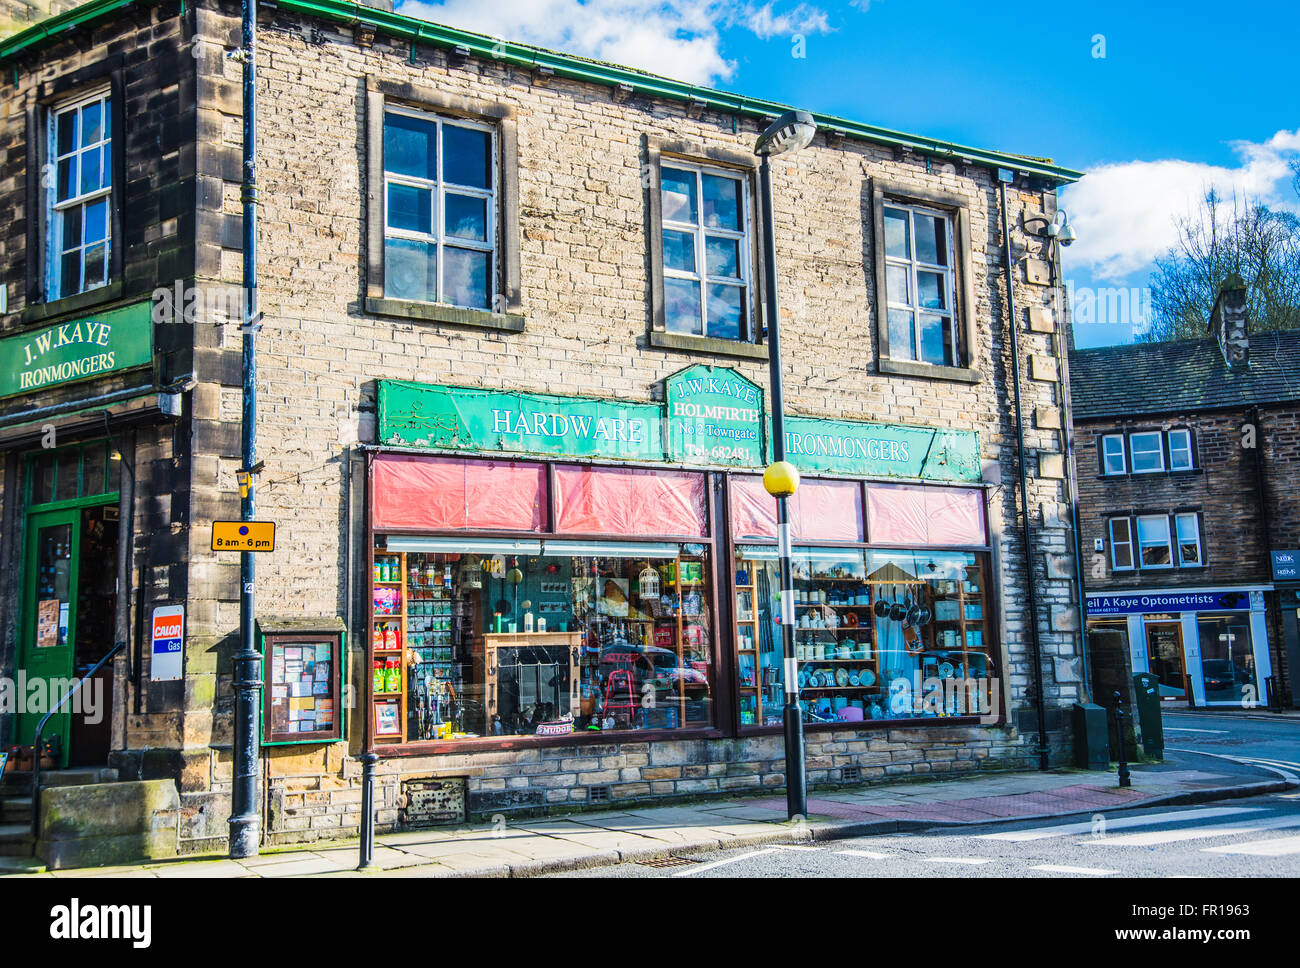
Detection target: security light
<box><xmin>754</xmin><ymin>110</ymin><xmax>817</xmax><ymax>157</ymax></box>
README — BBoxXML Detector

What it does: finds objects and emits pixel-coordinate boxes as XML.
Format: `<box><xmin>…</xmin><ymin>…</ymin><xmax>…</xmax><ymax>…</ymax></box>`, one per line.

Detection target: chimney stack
<box><xmin>1209</xmin><ymin>273</ymin><xmax>1249</xmax><ymax>368</ymax></box>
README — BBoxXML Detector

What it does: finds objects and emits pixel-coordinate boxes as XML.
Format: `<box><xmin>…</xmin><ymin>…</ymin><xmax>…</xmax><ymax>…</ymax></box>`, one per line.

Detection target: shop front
<box><xmin>363</xmin><ymin>370</ymin><xmax>1007</xmax><ymax>786</ymax></box>
<box><xmin>0</xmin><ymin>300</ymin><xmax>158</xmax><ymax>769</ymax></box>
<box><xmin>1086</xmin><ymin>588</ymin><xmax>1273</xmax><ymax>706</ymax></box>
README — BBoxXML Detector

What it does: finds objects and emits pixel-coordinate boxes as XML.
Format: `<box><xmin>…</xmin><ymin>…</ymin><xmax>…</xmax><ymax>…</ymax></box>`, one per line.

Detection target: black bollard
<box><xmin>1113</xmin><ymin>690</ymin><xmax>1131</xmax><ymax>788</ymax></box>
<box><xmin>358</xmin><ymin>752</ymin><xmax>378</xmax><ymax>869</ymax></box>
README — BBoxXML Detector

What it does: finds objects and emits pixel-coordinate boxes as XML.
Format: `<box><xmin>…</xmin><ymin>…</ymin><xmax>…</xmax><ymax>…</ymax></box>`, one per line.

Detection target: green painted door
<box><xmin>17</xmin><ymin>508</ymin><xmax>82</xmax><ymax>766</ymax></box>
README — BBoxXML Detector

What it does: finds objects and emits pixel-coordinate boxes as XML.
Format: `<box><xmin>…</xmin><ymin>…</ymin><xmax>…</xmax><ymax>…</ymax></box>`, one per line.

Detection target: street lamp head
<box><xmin>763</xmin><ymin>460</ymin><xmax>801</xmax><ymax>499</ymax></box>
<box><xmin>754</xmin><ymin>110</ymin><xmax>817</xmax><ymax>158</ymax></box>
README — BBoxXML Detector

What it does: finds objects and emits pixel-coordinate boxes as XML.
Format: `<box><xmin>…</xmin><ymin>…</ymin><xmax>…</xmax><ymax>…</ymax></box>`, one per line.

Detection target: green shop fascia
<box><xmin>366</xmin><ymin>365</ymin><xmax>999</xmax><ymax>748</ymax></box>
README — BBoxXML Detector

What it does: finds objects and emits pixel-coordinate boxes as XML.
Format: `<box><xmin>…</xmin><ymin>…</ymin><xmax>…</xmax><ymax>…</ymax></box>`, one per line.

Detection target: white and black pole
<box><xmin>754</xmin><ymin>111</ymin><xmax>816</xmax><ymax>821</ymax></box>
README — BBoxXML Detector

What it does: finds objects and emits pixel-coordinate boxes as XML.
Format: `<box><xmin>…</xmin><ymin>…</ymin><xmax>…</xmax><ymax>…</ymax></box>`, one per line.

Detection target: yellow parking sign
<box><xmin>212</xmin><ymin>521</ymin><xmax>276</xmax><ymax>551</ymax></box>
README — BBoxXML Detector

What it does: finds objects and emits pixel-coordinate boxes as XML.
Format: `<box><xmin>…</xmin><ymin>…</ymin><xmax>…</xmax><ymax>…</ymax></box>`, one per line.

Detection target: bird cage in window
<box><xmin>459</xmin><ymin>555</ymin><xmax>483</xmax><ymax>590</ymax></box>
<box><xmin>638</xmin><ymin>563</ymin><xmax>660</xmax><ymax>600</ymax></box>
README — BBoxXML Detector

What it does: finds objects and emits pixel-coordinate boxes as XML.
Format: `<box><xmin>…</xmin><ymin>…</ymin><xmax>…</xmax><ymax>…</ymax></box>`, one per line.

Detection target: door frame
<box><xmin>16</xmin><ymin>439</ymin><xmax>122</xmax><ymax>768</ymax></box>
<box><xmin>17</xmin><ymin>507</ymin><xmax>83</xmax><ymax>766</ymax></box>
<box><xmin>1143</xmin><ymin>618</ymin><xmax>1188</xmax><ymax>700</ymax></box>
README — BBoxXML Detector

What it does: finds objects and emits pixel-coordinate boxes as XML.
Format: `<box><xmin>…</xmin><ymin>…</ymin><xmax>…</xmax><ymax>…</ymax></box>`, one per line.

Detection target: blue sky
<box><xmin>396</xmin><ymin>0</ymin><xmax>1300</xmax><ymax>347</ymax></box>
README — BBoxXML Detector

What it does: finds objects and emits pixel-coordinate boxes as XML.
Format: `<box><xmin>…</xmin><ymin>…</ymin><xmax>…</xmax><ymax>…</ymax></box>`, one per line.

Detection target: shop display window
<box><xmin>734</xmin><ymin>546</ymin><xmax>994</xmax><ymax>726</ymax></box>
<box><xmin>371</xmin><ymin>541</ymin><xmax>713</xmax><ymax>743</ymax></box>
<box><xmin>1196</xmin><ymin>614</ymin><xmax>1256</xmax><ymax>703</ymax></box>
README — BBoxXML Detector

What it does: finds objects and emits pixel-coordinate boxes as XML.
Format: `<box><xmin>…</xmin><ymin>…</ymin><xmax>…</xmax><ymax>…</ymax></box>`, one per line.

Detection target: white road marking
<box><xmin>836</xmin><ymin>849</ymin><xmax>890</xmax><ymax>859</ymax></box>
<box><xmin>1086</xmin><ymin>814</ymin><xmax>1300</xmax><ymax>847</ymax></box>
<box><xmin>1164</xmin><ymin>727</ymin><xmax>1228</xmax><ymax>734</ymax></box>
<box><xmin>672</xmin><ymin>848</ymin><xmax>777</xmax><ymax>876</ymax></box>
<box><xmin>1029</xmin><ymin>864</ymin><xmax>1117</xmax><ymax>875</ymax></box>
<box><xmin>1203</xmin><ymin>834</ymin><xmax>1300</xmax><ymax>857</ymax></box>
<box><xmin>771</xmin><ymin>844</ymin><xmax>821</xmax><ymax>852</ymax></box>
<box><xmin>922</xmin><ymin>857</ymin><xmax>992</xmax><ymax>865</ymax></box>
<box><xmin>976</xmin><ymin>807</ymin><xmax>1262</xmax><ymax>842</ymax></box>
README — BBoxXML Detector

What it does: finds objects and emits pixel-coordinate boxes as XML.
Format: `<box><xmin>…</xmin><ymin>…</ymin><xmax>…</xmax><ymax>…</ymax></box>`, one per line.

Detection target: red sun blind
<box><xmin>553</xmin><ymin>464</ymin><xmax>707</xmax><ymax>537</ymax></box>
<box><xmin>371</xmin><ymin>455</ymin><xmax>547</xmax><ymax>531</ymax></box>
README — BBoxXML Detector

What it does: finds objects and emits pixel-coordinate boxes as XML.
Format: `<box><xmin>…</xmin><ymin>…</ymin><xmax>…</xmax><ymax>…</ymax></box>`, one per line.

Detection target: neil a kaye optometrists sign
<box><xmin>0</xmin><ymin>301</ymin><xmax>153</xmax><ymax>398</ymax></box>
<box><xmin>1087</xmin><ymin>590</ymin><xmax>1252</xmax><ymax>616</ymax></box>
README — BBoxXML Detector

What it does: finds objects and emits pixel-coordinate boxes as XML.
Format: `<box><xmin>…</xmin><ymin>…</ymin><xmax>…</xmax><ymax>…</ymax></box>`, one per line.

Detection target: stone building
<box><xmin>1070</xmin><ymin>281</ymin><xmax>1300</xmax><ymax>716</ymax></box>
<box><xmin>0</xmin><ymin>0</ymin><xmax>1086</xmax><ymax>862</ymax></box>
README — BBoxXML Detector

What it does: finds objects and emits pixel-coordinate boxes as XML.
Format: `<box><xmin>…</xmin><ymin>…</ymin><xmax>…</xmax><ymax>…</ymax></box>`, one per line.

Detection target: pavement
<box><xmin>3</xmin><ymin>747</ymin><xmax>1294</xmax><ymax>879</ymax></box>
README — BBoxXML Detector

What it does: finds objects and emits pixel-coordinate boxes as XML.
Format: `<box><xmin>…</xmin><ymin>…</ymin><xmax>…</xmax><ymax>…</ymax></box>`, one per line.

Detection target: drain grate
<box><xmin>638</xmin><ymin>855</ymin><xmax>701</xmax><ymax>869</ymax></box>
<box><xmin>589</xmin><ymin>785</ymin><xmax>612</xmax><ymax>804</ymax></box>
<box><xmin>842</xmin><ymin>766</ymin><xmax>862</xmax><ymax>783</ymax></box>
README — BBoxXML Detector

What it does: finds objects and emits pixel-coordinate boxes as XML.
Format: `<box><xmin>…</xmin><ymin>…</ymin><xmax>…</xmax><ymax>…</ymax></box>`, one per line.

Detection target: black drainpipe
<box><xmin>1250</xmin><ymin>405</ymin><xmax>1280</xmax><ymax>708</ymax></box>
<box><xmin>999</xmin><ymin>173</ymin><xmax>1050</xmax><ymax>770</ymax></box>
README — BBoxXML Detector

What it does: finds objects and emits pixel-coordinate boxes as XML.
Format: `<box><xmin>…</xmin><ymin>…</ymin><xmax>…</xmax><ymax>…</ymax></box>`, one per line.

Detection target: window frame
<box><xmin>364</xmin><ymin>77</ymin><xmax>522</xmax><ymax>332</ymax></box>
<box><xmin>1109</xmin><ymin>516</ymin><xmax>1135</xmax><ymax>571</ymax></box>
<box><xmin>381</xmin><ymin>105</ymin><xmax>498</xmax><ymax>312</ymax></box>
<box><xmin>646</xmin><ymin>136</ymin><xmax>767</xmax><ymax>361</ymax></box>
<box><xmin>22</xmin><ymin>56</ymin><xmax>126</xmax><ymax>325</ymax></box>
<box><xmin>1128</xmin><ymin>430</ymin><xmax>1165</xmax><ymax>474</ymax></box>
<box><xmin>1167</xmin><ymin>428</ymin><xmax>1195</xmax><ymax>471</ymax></box>
<box><xmin>658</xmin><ymin>160</ymin><xmax>754</xmax><ymax>343</ymax></box>
<box><xmin>1175</xmin><ymin>511</ymin><xmax>1203</xmax><ymax>567</ymax></box>
<box><xmin>871</xmin><ymin>179</ymin><xmax>979</xmax><ymax>383</ymax></box>
<box><xmin>46</xmin><ymin>88</ymin><xmax>114</xmax><ymax>303</ymax></box>
<box><xmin>881</xmin><ymin>202</ymin><xmax>959</xmax><ymax>368</ymax></box>
<box><xmin>1100</xmin><ymin>433</ymin><xmax>1127</xmax><ymax>475</ymax></box>
<box><xmin>1135</xmin><ymin>513</ymin><xmax>1174</xmax><ymax>569</ymax></box>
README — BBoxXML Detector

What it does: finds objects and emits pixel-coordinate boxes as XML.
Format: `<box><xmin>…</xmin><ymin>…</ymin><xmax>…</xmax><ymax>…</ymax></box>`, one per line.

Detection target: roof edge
<box><xmin>2</xmin><ymin>0</ymin><xmax>1083</xmax><ymax>185</ymax></box>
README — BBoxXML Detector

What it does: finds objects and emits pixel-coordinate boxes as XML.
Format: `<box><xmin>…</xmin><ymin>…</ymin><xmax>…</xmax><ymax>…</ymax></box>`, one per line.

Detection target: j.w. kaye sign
<box><xmin>0</xmin><ymin>301</ymin><xmax>153</xmax><ymax>399</ymax></box>
<box><xmin>378</xmin><ymin>368</ymin><xmax>981</xmax><ymax>483</ymax></box>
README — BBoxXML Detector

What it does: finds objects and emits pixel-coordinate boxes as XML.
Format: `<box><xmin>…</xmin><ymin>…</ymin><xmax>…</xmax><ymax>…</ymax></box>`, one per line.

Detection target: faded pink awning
<box><xmin>553</xmin><ymin>464</ymin><xmax>707</xmax><ymax>537</ymax></box>
<box><xmin>729</xmin><ymin>475</ymin><xmax>864</xmax><ymax>542</ymax></box>
<box><xmin>371</xmin><ymin>454</ymin><xmax>547</xmax><ymax>531</ymax></box>
<box><xmin>865</xmin><ymin>483</ymin><xmax>985</xmax><ymax>546</ymax></box>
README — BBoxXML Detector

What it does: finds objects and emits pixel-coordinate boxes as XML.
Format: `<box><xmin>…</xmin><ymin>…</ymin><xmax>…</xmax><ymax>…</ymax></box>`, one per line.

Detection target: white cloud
<box><xmin>1061</xmin><ymin>128</ymin><xmax>1300</xmax><ymax>282</ymax></box>
<box><xmin>394</xmin><ymin>0</ymin><xmax>831</xmax><ymax>85</ymax></box>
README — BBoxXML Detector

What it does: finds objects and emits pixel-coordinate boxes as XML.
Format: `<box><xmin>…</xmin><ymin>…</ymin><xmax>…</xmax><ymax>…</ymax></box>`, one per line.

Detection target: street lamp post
<box><xmin>755</xmin><ymin>110</ymin><xmax>816</xmax><ymax>822</ymax></box>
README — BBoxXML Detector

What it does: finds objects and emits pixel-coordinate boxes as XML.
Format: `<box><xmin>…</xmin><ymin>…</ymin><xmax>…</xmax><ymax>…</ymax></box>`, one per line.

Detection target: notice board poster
<box><xmin>265</xmin><ymin>635</ymin><xmax>341</xmax><ymax>743</ymax></box>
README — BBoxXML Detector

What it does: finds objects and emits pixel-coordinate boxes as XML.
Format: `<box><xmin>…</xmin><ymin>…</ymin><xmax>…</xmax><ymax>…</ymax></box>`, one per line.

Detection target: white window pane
<box><xmin>57</xmin><ymin>157</ymin><xmax>76</xmax><ymax>202</ymax></box>
<box><xmin>101</xmin><ymin>144</ymin><xmax>111</xmax><ymax>188</ymax></box>
<box><xmin>386</xmin><ymin>183</ymin><xmax>432</xmax><ymax>234</ymax></box>
<box><xmin>886</xmin><ymin>264</ymin><xmax>909</xmax><ymax>305</ymax></box>
<box><xmin>705</xmin><ymin>235</ymin><xmax>740</xmax><ymax>278</ymax></box>
<box><xmin>443</xmin><ymin>247</ymin><xmax>491</xmax><ymax>309</ymax></box>
<box><xmin>444</xmin><ymin>192</ymin><xmax>487</xmax><ymax>241</ymax></box>
<box><xmin>706</xmin><ymin>283</ymin><xmax>743</xmax><ymax>340</ymax></box>
<box><xmin>664</xmin><ymin>277</ymin><xmax>702</xmax><ymax>334</ymax></box>
<box><xmin>84</xmin><ymin>199</ymin><xmax>108</xmax><ymax>244</ymax></box>
<box><xmin>443</xmin><ymin>124</ymin><xmax>492</xmax><ymax>189</ymax></box>
<box><xmin>384</xmin><ymin>113</ymin><xmax>437</xmax><ymax>180</ymax></box>
<box><xmin>883</xmin><ymin>208</ymin><xmax>909</xmax><ymax>258</ymax></box>
<box><xmin>702</xmin><ymin>173</ymin><xmax>741</xmax><ymax>230</ymax></box>
<box><xmin>914</xmin><ymin>212</ymin><xmax>948</xmax><ymax>266</ymax></box>
<box><xmin>1103</xmin><ymin>436</ymin><xmax>1125</xmax><ymax>474</ymax></box>
<box><xmin>661</xmin><ymin>168</ymin><xmax>697</xmax><ymax>224</ymax></box>
<box><xmin>1130</xmin><ymin>432</ymin><xmax>1163</xmax><ymax>472</ymax></box>
<box><xmin>1176</xmin><ymin>514</ymin><xmax>1200</xmax><ymax>564</ymax></box>
<box><xmin>917</xmin><ymin>270</ymin><xmax>946</xmax><ymax>309</ymax></box>
<box><xmin>79</xmin><ymin>144</ymin><xmax>102</xmax><ymax>194</ymax></box>
<box><xmin>84</xmin><ymin>243</ymin><xmax>107</xmax><ymax>289</ymax></box>
<box><xmin>888</xmin><ymin>308</ymin><xmax>915</xmax><ymax>359</ymax></box>
<box><xmin>81</xmin><ymin>100</ymin><xmax>102</xmax><ymax>146</ymax></box>
<box><xmin>1136</xmin><ymin>516</ymin><xmax>1170</xmax><ymax>543</ymax></box>
<box><xmin>56</xmin><ymin>108</ymin><xmax>76</xmax><ymax>156</ymax></box>
<box><xmin>60</xmin><ymin>206</ymin><xmax>82</xmax><ymax>251</ymax></box>
<box><xmin>384</xmin><ymin>237</ymin><xmax>436</xmax><ymax>302</ymax></box>
<box><xmin>663</xmin><ymin>230</ymin><xmax>695</xmax><ymax>273</ymax></box>
<box><xmin>59</xmin><ymin>249</ymin><xmax>81</xmax><ymax>298</ymax></box>
<box><xmin>918</xmin><ymin>313</ymin><xmax>953</xmax><ymax>366</ymax></box>
<box><xmin>1169</xmin><ymin>431</ymin><xmax>1193</xmax><ymax>469</ymax></box>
